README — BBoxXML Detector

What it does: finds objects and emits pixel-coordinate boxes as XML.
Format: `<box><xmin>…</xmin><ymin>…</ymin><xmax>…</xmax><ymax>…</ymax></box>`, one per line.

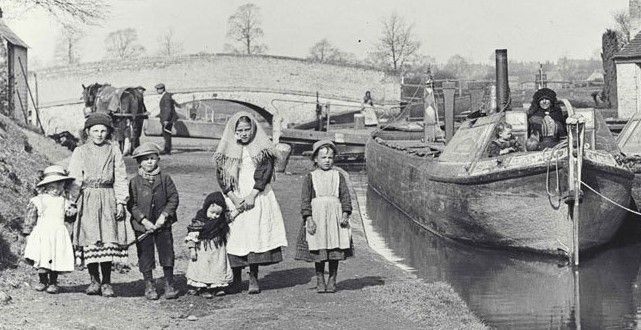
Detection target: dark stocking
<box><xmin>163</xmin><ymin>267</ymin><xmax>174</xmax><ymax>285</ymax></box>
<box><xmin>314</xmin><ymin>262</ymin><xmax>325</xmax><ymax>273</ymax></box>
<box><xmin>87</xmin><ymin>263</ymin><xmax>100</xmax><ymax>283</ymax></box>
<box><xmin>142</xmin><ymin>270</ymin><xmax>153</xmax><ymax>281</ymax></box>
<box><xmin>49</xmin><ymin>272</ymin><xmax>58</xmax><ymax>285</ymax></box>
<box><xmin>38</xmin><ymin>272</ymin><xmax>49</xmax><ymax>285</ymax></box>
<box><xmin>100</xmin><ymin>262</ymin><xmax>112</xmax><ymax>284</ymax></box>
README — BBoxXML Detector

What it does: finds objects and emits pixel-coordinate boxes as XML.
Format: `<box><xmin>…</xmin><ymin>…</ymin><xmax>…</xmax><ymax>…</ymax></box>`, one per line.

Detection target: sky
<box><xmin>1</xmin><ymin>0</ymin><xmax>630</xmax><ymax>67</ymax></box>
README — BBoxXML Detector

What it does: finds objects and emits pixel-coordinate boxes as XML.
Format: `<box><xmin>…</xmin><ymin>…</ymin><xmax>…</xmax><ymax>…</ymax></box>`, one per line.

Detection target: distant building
<box><xmin>586</xmin><ymin>70</ymin><xmax>604</xmax><ymax>83</ymax></box>
<box><xmin>0</xmin><ymin>8</ymin><xmax>29</xmax><ymax>124</ymax></box>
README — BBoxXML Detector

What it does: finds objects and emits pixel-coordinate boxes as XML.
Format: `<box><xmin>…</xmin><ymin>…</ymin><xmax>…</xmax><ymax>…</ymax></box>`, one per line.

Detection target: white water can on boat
<box><xmin>273</xmin><ymin>143</ymin><xmax>292</xmax><ymax>172</ymax></box>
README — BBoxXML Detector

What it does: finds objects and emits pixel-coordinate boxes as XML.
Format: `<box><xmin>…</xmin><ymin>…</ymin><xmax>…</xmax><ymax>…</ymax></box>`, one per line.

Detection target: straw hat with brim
<box><xmin>311</xmin><ymin>140</ymin><xmax>337</xmax><ymax>159</ymax></box>
<box><xmin>132</xmin><ymin>142</ymin><xmax>161</xmax><ymax>159</ymax></box>
<box><xmin>84</xmin><ymin>112</ymin><xmax>113</xmax><ymax>130</ymax></box>
<box><xmin>37</xmin><ymin>165</ymin><xmax>74</xmax><ymax>187</ymax></box>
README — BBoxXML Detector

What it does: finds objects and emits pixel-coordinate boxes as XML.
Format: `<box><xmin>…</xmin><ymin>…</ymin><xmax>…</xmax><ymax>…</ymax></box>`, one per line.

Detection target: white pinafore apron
<box><xmin>23</xmin><ymin>195</ymin><xmax>75</xmax><ymax>272</ymax></box>
<box><xmin>306</xmin><ymin>169</ymin><xmax>351</xmax><ymax>251</ymax></box>
<box><xmin>225</xmin><ymin>147</ymin><xmax>288</xmax><ymax>256</ymax></box>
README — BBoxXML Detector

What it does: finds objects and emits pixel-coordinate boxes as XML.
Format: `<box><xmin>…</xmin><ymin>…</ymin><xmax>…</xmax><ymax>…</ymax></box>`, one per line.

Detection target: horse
<box><xmin>82</xmin><ymin>83</ymin><xmax>148</xmax><ymax>155</ymax></box>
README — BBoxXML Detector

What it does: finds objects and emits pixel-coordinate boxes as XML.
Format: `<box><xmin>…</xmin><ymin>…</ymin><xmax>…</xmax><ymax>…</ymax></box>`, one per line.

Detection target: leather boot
<box><xmin>248</xmin><ymin>265</ymin><xmax>260</xmax><ymax>294</ymax></box>
<box><xmin>163</xmin><ymin>267</ymin><xmax>178</xmax><ymax>299</ymax></box>
<box><xmin>163</xmin><ymin>279</ymin><xmax>178</xmax><ymax>299</ymax></box>
<box><xmin>326</xmin><ymin>261</ymin><xmax>339</xmax><ymax>293</ymax></box>
<box><xmin>144</xmin><ymin>279</ymin><xmax>159</xmax><ymax>300</ymax></box>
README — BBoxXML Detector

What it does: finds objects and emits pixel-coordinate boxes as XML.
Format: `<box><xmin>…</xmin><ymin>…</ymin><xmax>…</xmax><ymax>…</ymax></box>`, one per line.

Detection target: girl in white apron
<box><xmin>214</xmin><ymin>112</ymin><xmax>287</xmax><ymax>294</ymax></box>
<box><xmin>295</xmin><ymin>140</ymin><xmax>353</xmax><ymax>293</ymax></box>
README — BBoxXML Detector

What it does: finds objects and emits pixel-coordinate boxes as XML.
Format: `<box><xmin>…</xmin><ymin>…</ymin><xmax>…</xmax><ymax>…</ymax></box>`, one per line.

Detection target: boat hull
<box><xmin>633</xmin><ymin>174</ymin><xmax>641</xmax><ymax>208</ymax></box>
<box><xmin>366</xmin><ymin>139</ymin><xmax>633</xmax><ymax>256</ymax></box>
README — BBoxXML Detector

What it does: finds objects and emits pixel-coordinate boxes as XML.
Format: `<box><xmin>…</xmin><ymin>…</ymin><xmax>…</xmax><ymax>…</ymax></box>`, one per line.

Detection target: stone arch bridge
<box><xmin>31</xmin><ymin>54</ymin><xmax>400</xmax><ymax>135</ymax></box>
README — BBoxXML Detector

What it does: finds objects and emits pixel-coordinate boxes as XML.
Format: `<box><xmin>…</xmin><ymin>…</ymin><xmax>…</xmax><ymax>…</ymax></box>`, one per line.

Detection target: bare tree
<box><xmin>53</xmin><ymin>24</ymin><xmax>83</xmax><ymax>65</ymax></box>
<box><xmin>308</xmin><ymin>39</ymin><xmax>356</xmax><ymax>63</ymax></box>
<box><xmin>2</xmin><ymin>0</ymin><xmax>109</xmax><ymax>25</ymax></box>
<box><xmin>104</xmin><ymin>28</ymin><xmax>145</xmax><ymax>60</ymax></box>
<box><xmin>613</xmin><ymin>9</ymin><xmax>632</xmax><ymax>44</ymax></box>
<box><xmin>371</xmin><ymin>13</ymin><xmax>420</xmax><ymax>72</ymax></box>
<box><xmin>443</xmin><ymin>54</ymin><xmax>469</xmax><ymax>79</ymax></box>
<box><xmin>226</xmin><ymin>3</ymin><xmax>267</xmax><ymax>55</ymax></box>
<box><xmin>157</xmin><ymin>28</ymin><xmax>183</xmax><ymax>57</ymax></box>
<box><xmin>309</xmin><ymin>39</ymin><xmax>337</xmax><ymax>63</ymax></box>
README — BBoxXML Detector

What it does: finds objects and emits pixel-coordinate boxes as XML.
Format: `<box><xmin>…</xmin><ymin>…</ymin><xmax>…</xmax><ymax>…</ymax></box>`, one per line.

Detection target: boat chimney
<box><xmin>495</xmin><ymin>49</ymin><xmax>510</xmax><ymax>112</ymax></box>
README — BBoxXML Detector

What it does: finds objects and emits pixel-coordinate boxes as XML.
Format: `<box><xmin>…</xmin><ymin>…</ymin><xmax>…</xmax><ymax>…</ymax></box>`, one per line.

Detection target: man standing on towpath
<box><xmin>156</xmin><ymin>83</ymin><xmax>182</xmax><ymax>155</ymax></box>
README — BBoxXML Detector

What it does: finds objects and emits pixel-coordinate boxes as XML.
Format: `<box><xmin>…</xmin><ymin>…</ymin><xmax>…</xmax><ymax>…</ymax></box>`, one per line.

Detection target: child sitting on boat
<box><xmin>489</xmin><ymin>122</ymin><xmax>522</xmax><ymax>157</ymax></box>
<box><xmin>295</xmin><ymin>140</ymin><xmax>353</xmax><ymax>293</ymax></box>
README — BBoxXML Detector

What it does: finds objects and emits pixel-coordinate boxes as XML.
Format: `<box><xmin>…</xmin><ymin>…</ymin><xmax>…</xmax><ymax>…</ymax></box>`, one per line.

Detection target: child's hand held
<box><xmin>116</xmin><ymin>204</ymin><xmax>126</xmax><ymax>221</ymax></box>
<box><xmin>190</xmin><ymin>249</ymin><xmax>198</xmax><ymax>262</ymax></box>
<box><xmin>306</xmin><ymin>218</ymin><xmax>316</xmax><ymax>235</ymax></box>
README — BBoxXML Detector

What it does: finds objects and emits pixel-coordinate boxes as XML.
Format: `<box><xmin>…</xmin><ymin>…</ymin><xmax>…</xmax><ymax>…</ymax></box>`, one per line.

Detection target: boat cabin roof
<box><xmin>618</xmin><ymin>111</ymin><xmax>641</xmax><ymax>156</ymax></box>
<box><xmin>438</xmin><ymin>106</ymin><xmax>619</xmax><ymax>165</ymax></box>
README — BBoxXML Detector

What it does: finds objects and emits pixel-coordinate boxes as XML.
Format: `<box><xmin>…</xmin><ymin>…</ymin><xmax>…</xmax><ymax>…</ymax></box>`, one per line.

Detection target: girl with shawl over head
<box><xmin>213</xmin><ymin>112</ymin><xmax>288</xmax><ymax>294</ymax></box>
<box><xmin>185</xmin><ymin>192</ymin><xmax>239</xmax><ymax>298</ymax></box>
<box><xmin>68</xmin><ymin>112</ymin><xmax>135</xmax><ymax>297</ymax></box>
<box><xmin>22</xmin><ymin>165</ymin><xmax>77</xmax><ymax>294</ymax></box>
<box><xmin>294</xmin><ymin>140</ymin><xmax>353</xmax><ymax>293</ymax></box>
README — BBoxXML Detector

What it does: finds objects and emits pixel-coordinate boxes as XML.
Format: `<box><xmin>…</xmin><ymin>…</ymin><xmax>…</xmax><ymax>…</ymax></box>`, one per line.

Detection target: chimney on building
<box><xmin>631</xmin><ymin>0</ymin><xmax>641</xmax><ymax>37</ymax></box>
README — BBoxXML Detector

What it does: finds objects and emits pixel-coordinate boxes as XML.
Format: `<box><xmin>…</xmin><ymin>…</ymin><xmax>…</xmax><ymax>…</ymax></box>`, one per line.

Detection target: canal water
<box><xmin>348</xmin><ymin>171</ymin><xmax>641</xmax><ymax>329</ymax></box>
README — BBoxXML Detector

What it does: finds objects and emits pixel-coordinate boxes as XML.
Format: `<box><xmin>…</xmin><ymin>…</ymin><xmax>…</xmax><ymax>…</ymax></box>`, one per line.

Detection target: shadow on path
<box><xmin>259</xmin><ymin>267</ymin><xmax>315</xmax><ymax>291</ymax></box>
<box><xmin>337</xmin><ymin>276</ymin><xmax>385</xmax><ymax>291</ymax></box>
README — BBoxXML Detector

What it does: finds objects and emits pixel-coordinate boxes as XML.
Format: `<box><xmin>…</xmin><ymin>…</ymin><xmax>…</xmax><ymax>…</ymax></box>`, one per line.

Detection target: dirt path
<box><xmin>0</xmin><ymin>151</ymin><xmax>484</xmax><ymax>329</ymax></box>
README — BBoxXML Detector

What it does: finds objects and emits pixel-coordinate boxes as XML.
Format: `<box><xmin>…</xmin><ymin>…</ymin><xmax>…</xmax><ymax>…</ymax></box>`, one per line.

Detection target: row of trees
<box><xmin>16</xmin><ymin>0</ymin><xmax>616</xmax><ymax>78</ymax></box>
<box><xmin>46</xmin><ymin>1</ymin><xmax>425</xmax><ymax>71</ymax></box>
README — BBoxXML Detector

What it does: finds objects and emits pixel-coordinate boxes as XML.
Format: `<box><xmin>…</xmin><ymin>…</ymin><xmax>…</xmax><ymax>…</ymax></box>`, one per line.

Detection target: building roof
<box><xmin>587</xmin><ymin>70</ymin><xmax>604</xmax><ymax>81</ymax></box>
<box><xmin>614</xmin><ymin>31</ymin><xmax>641</xmax><ymax>61</ymax></box>
<box><xmin>0</xmin><ymin>19</ymin><xmax>27</xmax><ymax>48</ymax></box>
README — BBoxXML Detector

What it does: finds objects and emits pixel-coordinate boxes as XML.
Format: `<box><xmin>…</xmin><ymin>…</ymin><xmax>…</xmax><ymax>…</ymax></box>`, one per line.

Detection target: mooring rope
<box><xmin>580</xmin><ymin>180</ymin><xmax>641</xmax><ymax>216</ymax></box>
<box><xmin>544</xmin><ymin>140</ymin><xmax>568</xmax><ymax>200</ymax></box>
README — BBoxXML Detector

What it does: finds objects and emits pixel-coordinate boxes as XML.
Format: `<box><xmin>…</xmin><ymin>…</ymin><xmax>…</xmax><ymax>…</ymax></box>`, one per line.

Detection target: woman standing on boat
<box><xmin>214</xmin><ymin>112</ymin><xmax>288</xmax><ymax>294</ymax></box>
<box><xmin>527</xmin><ymin>88</ymin><xmax>567</xmax><ymax>149</ymax></box>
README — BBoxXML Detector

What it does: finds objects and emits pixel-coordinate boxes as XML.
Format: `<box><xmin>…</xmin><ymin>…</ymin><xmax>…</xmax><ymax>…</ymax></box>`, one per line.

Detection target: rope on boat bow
<box><xmin>580</xmin><ymin>181</ymin><xmax>641</xmax><ymax>216</ymax></box>
<box><xmin>545</xmin><ymin>140</ymin><xmax>568</xmax><ymax>206</ymax></box>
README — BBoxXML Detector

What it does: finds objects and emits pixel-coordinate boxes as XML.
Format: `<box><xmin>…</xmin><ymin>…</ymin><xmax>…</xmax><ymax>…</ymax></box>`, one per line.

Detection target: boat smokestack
<box><xmin>495</xmin><ymin>49</ymin><xmax>510</xmax><ymax>112</ymax></box>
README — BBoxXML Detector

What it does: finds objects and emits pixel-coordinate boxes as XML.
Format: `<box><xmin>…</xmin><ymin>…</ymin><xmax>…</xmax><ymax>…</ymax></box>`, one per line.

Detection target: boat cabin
<box><xmin>437</xmin><ymin>105</ymin><xmax>603</xmax><ymax>174</ymax></box>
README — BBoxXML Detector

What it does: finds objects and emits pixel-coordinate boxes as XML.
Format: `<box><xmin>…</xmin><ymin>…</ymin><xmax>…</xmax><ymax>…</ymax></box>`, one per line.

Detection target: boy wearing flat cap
<box><xmin>155</xmin><ymin>83</ymin><xmax>182</xmax><ymax>155</ymax></box>
<box><xmin>127</xmin><ymin>142</ymin><xmax>180</xmax><ymax>300</ymax></box>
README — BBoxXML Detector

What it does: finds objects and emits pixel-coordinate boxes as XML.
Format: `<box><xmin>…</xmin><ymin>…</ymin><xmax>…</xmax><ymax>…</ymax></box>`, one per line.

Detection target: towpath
<box><xmin>0</xmin><ymin>150</ymin><xmax>484</xmax><ymax>329</ymax></box>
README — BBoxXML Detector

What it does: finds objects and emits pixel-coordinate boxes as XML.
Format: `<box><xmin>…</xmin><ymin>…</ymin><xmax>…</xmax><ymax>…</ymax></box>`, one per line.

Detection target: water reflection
<box><xmin>361</xmin><ymin>183</ymin><xmax>641</xmax><ymax>329</ymax></box>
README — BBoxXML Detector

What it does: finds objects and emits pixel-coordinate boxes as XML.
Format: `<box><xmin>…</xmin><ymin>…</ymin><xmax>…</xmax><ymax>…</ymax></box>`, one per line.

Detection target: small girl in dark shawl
<box><xmin>185</xmin><ymin>192</ymin><xmax>237</xmax><ymax>298</ymax></box>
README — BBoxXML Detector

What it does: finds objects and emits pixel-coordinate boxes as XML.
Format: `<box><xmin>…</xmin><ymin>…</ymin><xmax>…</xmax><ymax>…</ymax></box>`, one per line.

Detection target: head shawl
<box><xmin>194</xmin><ymin>192</ymin><xmax>229</xmax><ymax>246</ymax></box>
<box><xmin>213</xmin><ymin>111</ymin><xmax>273</xmax><ymax>188</ymax></box>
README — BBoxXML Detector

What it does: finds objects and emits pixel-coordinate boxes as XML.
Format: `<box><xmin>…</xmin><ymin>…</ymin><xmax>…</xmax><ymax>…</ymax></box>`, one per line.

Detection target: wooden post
<box><xmin>325</xmin><ymin>102</ymin><xmax>331</xmax><ymax>132</ymax></box>
<box><xmin>18</xmin><ymin>57</ymin><xmax>43</xmax><ymax>133</ymax></box>
<box><xmin>443</xmin><ymin>81</ymin><xmax>456</xmax><ymax>142</ymax></box>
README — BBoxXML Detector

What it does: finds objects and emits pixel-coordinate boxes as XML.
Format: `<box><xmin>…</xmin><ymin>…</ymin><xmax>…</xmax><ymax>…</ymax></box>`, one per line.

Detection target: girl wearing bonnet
<box><xmin>213</xmin><ymin>112</ymin><xmax>288</xmax><ymax>294</ymax></box>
